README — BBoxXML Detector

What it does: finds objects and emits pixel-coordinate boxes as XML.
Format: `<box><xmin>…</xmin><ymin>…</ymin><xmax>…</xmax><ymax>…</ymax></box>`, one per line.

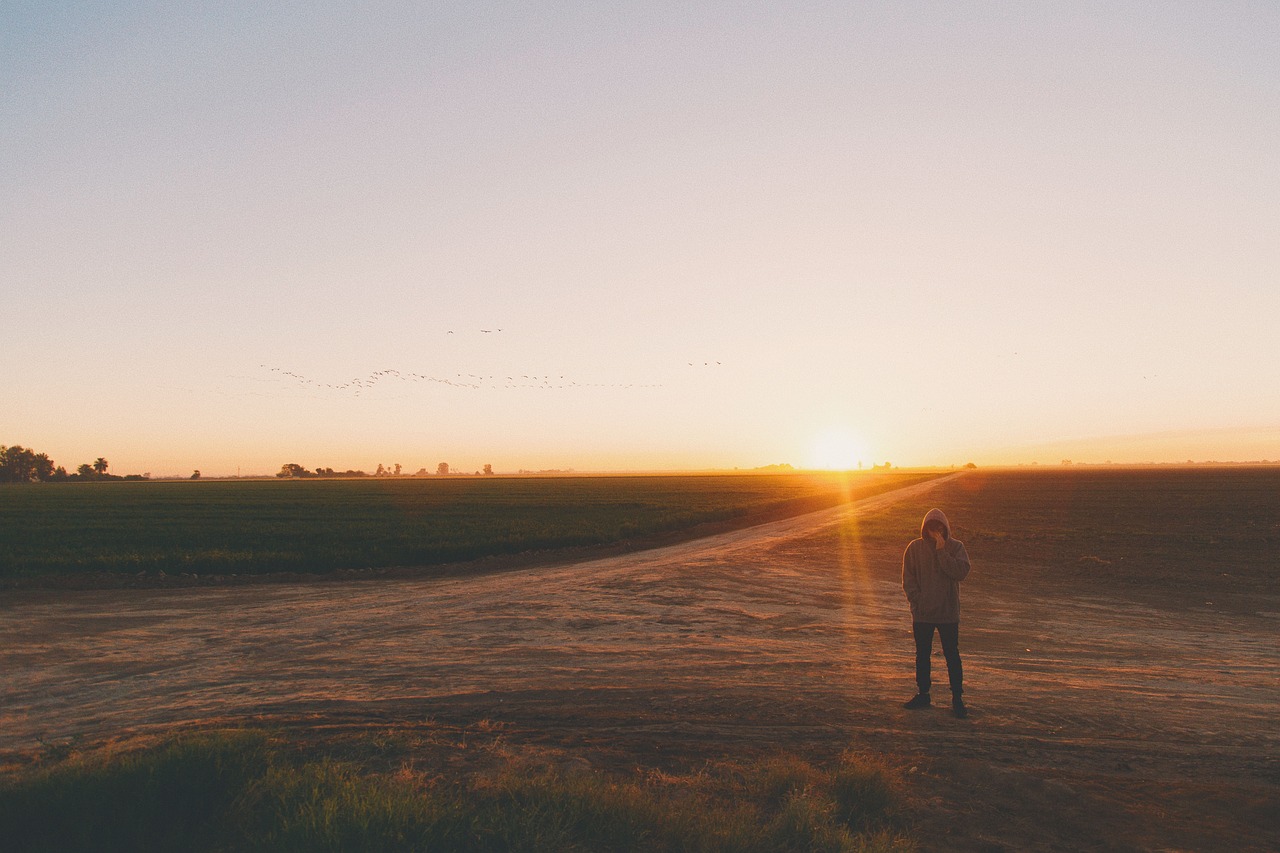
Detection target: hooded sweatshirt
<box><xmin>902</xmin><ymin>508</ymin><xmax>971</xmax><ymax>623</ymax></box>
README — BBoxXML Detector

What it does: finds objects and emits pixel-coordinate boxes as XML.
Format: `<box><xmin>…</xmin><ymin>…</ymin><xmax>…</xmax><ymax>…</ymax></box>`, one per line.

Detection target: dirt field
<box><xmin>2</xmin><ymin>471</ymin><xmax>1277</xmax><ymax>851</ymax></box>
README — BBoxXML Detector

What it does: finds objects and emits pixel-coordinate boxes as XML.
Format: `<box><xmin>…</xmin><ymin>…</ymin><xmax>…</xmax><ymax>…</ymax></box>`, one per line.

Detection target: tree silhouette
<box><xmin>77</xmin><ymin>463</ymin><xmax>94</xmax><ymax>478</ymax></box>
<box><xmin>33</xmin><ymin>453</ymin><xmax>54</xmax><ymax>481</ymax></box>
<box><xmin>0</xmin><ymin>445</ymin><xmax>53</xmax><ymax>482</ymax></box>
<box><xmin>93</xmin><ymin>458</ymin><xmax>109</xmax><ymax>476</ymax></box>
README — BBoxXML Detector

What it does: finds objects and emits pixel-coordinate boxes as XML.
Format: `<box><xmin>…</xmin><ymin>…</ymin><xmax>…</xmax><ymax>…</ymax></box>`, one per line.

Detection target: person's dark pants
<box><xmin>913</xmin><ymin>621</ymin><xmax>962</xmax><ymax>696</ymax></box>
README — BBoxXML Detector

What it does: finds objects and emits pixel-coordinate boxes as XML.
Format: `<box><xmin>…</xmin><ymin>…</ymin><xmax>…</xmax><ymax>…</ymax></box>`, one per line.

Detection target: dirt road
<box><xmin>3</xmin><ymin>472</ymin><xmax>1276</xmax><ymax>851</ymax></box>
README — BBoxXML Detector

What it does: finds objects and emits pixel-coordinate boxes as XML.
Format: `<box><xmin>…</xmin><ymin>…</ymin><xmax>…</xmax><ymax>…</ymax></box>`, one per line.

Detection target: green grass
<box><xmin>0</xmin><ymin>730</ymin><xmax>915</xmax><ymax>852</ymax></box>
<box><xmin>0</xmin><ymin>472</ymin><xmax>935</xmax><ymax>580</ymax></box>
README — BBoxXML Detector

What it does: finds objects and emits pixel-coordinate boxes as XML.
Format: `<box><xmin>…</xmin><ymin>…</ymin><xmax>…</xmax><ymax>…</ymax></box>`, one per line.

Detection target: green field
<box><xmin>0</xmin><ymin>472</ymin><xmax>936</xmax><ymax>581</ymax></box>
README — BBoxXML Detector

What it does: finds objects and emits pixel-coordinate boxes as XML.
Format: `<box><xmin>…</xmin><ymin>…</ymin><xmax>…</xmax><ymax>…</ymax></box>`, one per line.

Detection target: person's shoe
<box><xmin>952</xmin><ymin>696</ymin><xmax>968</xmax><ymax>718</ymax></box>
<box><xmin>903</xmin><ymin>693</ymin><xmax>931</xmax><ymax>710</ymax></box>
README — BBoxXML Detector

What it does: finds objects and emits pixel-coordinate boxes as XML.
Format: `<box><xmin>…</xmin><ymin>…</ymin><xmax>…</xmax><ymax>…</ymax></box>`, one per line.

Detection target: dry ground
<box><xmin>2</xmin><ymin>472</ymin><xmax>1276</xmax><ymax>851</ymax></box>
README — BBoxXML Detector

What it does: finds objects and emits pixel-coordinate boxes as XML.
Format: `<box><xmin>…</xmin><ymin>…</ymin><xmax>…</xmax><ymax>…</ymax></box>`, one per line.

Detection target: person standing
<box><xmin>902</xmin><ymin>508</ymin><xmax>971</xmax><ymax>718</ymax></box>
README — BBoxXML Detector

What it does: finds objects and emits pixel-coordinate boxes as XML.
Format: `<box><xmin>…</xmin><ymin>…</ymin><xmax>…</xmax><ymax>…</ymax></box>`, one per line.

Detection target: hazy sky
<box><xmin>5</xmin><ymin>2</ymin><xmax>1278</xmax><ymax>475</ymax></box>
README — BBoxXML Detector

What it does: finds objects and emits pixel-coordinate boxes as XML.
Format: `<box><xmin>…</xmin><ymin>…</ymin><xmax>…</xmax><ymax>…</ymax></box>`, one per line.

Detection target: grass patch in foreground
<box><xmin>0</xmin><ymin>730</ymin><xmax>915</xmax><ymax>852</ymax></box>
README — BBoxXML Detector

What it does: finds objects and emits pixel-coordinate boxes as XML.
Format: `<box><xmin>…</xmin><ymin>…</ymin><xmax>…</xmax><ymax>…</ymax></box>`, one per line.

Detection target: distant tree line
<box><xmin>277</xmin><ymin>462</ymin><xmax>496</xmax><ymax>478</ymax></box>
<box><xmin>0</xmin><ymin>445</ymin><xmax>143</xmax><ymax>482</ymax></box>
<box><xmin>3</xmin><ymin>445</ymin><xmax>502</xmax><ymax>483</ymax></box>
<box><xmin>277</xmin><ymin>463</ymin><xmax>369</xmax><ymax>479</ymax></box>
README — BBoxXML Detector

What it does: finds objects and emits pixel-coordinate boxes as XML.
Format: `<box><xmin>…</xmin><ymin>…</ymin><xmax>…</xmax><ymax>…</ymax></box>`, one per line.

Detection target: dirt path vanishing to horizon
<box><xmin>3</xmin><ymin>471</ymin><xmax>1277</xmax><ymax>851</ymax></box>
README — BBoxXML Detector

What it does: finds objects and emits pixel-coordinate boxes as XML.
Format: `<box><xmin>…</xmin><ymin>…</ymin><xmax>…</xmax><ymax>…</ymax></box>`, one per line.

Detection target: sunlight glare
<box><xmin>807</xmin><ymin>428</ymin><xmax>869</xmax><ymax>471</ymax></box>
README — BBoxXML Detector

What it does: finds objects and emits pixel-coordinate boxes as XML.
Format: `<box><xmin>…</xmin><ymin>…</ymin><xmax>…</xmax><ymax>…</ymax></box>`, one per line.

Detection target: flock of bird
<box><xmin>260</xmin><ymin>365</ymin><xmax>671</xmax><ymax>394</ymax></box>
<box><xmin>257</xmin><ymin>327</ymin><xmax>725</xmax><ymax>396</ymax></box>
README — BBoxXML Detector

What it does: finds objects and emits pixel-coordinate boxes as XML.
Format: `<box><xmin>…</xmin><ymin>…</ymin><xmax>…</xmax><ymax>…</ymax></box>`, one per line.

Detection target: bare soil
<box><xmin>2</xmin><ymin>471</ymin><xmax>1277</xmax><ymax>851</ymax></box>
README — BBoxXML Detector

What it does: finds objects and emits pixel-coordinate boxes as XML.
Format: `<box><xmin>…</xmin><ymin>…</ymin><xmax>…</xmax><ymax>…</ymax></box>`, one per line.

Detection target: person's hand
<box><xmin>928</xmin><ymin>529</ymin><xmax>946</xmax><ymax>550</ymax></box>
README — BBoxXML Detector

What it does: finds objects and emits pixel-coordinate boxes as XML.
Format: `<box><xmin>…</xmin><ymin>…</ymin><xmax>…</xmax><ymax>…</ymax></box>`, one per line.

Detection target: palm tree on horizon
<box><xmin>93</xmin><ymin>457</ymin><xmax>108</xmax><ymax>476</ymax></box>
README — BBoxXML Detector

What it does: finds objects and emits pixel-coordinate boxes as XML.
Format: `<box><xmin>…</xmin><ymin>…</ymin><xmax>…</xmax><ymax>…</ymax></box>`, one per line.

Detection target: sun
<box><xmin>807</xmin><ymin>428</ymin><xmax>869</xmax><ymax>471</ymax></box>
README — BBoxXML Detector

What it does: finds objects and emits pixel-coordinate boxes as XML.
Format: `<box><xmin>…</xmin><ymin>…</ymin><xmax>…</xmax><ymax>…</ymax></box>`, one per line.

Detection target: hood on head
<box><xmin>921</xmin><ymin>508</ymin><xmax>950</xmax><ymax>539</ymax></box>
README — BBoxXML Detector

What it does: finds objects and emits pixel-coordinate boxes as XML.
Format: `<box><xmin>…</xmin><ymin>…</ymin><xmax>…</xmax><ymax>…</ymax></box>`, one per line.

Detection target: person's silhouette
<box><xmin>902</xmin><ymin>508</ymin><xmax>971</xmax><ymax>718</ymax></box>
